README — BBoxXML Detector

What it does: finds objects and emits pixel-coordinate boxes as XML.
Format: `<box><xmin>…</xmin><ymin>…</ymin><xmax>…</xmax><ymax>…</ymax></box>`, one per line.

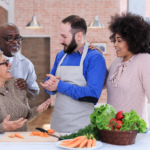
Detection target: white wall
<box><xmin>128</xmin><ymin>0</ymin><xmax>145</xmax><ymax>18</ymax></box>
<box><xmin>8</xmin><ymin>0</ymin><xmax>14</xmax><ymax>23</ymax></box>
<box><xmin>0</xmin><ymin>0</ymin><xmax>9</xmax><ymax>11</ymax></box>
<box><xmin>0</xmin><ymin>0</ymin><xmax>14</xmax><ymax>23</ymax></box>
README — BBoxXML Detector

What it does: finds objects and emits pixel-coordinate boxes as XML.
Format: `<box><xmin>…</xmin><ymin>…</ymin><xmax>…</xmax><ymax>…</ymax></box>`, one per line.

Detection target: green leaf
<box><xmin>120</xmin><ymin>109</ymin><xmax>147</xmax><ymax>133</ymax></box>
<box><xmin>60</xmin><ymin>124</ymin><xmax>100</xmax><ymax>140</ymax></box>
<box><xmin>90</xmin><ymin>104</ymin><xmax>117</xmax><ymax>130</ymax></box>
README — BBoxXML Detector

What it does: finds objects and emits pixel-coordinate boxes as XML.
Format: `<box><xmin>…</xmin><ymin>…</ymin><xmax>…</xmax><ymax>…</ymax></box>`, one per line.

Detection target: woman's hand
<box><xmin>36</xmin><ymin>98</ymin><xmax>51</xmax><ymax>113</ymax></box>
<box><xmin>89</xmin><ymin>44</ymin><xmax>103</xmax><ymax>54</ymax></box>
<box><xmin>3</xmin><ymin>115</ymin><xmax>27</xmax><ymax>131</ymax></box>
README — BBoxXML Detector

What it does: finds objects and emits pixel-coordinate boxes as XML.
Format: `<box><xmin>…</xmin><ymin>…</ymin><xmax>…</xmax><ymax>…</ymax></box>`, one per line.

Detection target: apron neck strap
<box><xmin>79</xmin><ymin>42</ymin><xmax>89</xmax><ymax>66</ymax></box>
<box><xmin>58</xmin><ymin>53</ymin><xmax>67</xmax><ymax>67</ymax></box>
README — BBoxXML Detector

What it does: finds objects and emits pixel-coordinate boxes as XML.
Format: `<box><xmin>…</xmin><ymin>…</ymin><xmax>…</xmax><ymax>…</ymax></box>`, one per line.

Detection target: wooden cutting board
<box><xmin>0</xmin><ymin>132</ymin><xmax>60</xmax><ymax>142</ymax></box>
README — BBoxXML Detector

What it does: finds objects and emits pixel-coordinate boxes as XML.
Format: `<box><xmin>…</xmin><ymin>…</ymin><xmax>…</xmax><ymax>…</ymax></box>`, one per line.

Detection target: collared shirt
<box><xmin>45</xmin><ymin>48</ymin><xmax>107</xmax><ymax>104</ymax></box>
<box><xmin>78</xmin><ymin>46</ymin><xmax>84</xmax><ymax>55</ymax></box>
<box><xmin>5</xmin><ymin>52</ymin><xmax>39</xmax><ymax>91</ymax></box>
<box><xmin>4</xmin><ymin>55</ymin><xmax>14</xmax><ymax>64</ymax></box>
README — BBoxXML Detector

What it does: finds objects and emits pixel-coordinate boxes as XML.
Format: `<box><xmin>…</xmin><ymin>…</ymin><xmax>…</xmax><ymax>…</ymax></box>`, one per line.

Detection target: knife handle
<box><xmin>36</xmin><ymin>127</ymin><xmax>63</xmax><ymax>140</ymax></box>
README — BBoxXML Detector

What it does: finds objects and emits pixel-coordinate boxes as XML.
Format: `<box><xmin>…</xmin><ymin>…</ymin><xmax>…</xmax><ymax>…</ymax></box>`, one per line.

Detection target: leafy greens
<box><xmin>120</xmin><ymin>109</ymin><xmax>147</xmax><ymax>133</ymax></box>
<box><xmin>90</xmin><ymin>104</ymin><xmax>116</xmax><ymax>130</ymax></box>
<box><xmin>60</xmin><ymin>124</ymin><xmax>100</xmax><ymax>140</ymax></box>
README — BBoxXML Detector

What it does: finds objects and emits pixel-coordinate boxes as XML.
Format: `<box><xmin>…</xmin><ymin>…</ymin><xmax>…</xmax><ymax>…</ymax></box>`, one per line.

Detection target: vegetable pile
<box><xmin>9</xmin><ymin>133</ymin><xmax>24</xmax><ymax>139</ymax></box>
<box><xmin>61</xmin><ymin>104</ymin><xmax>147</xmax><ymax>141</ymax></box>
<box><xmin>60</xmin><ymin>124</ymin><xmax>99</xmax><ymax>140</ymax></box>
<box><xmin>9</xmin><ymin>129</ymin><xmax>55</xmax><ymax>139</ymax></box>
<box><xmin>60</xmin><ymin>134</ymin><xmax>96</xmax><ymax>148</ymax></box>
<box><xmin>90</xmin><ymin>104</ymin><xmax>147</xmax><ymax>133</ymax></box>
<box><xmin>30</xmin><ymin>129</ymin><xmax>55</xmax><ymax>138</ymax></box>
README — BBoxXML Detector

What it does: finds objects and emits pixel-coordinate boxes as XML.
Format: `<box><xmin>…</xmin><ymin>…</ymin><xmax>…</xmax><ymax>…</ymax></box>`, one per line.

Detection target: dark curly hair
<box><xmin>109</xmin><ymin>13</ymin><xmax>150</xmax><ymax>54</ymax></box>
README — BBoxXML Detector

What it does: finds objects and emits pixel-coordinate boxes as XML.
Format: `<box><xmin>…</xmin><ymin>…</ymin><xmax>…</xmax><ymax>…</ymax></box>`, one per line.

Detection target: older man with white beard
<box><xmin>0</xmin><ymin>23</ymin><xmax>39</xmax><ymax>101</ymax></box>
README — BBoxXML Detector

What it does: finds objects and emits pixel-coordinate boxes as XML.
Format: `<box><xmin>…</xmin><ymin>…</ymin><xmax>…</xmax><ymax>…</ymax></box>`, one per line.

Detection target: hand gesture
<box><xmin>3</xmin><ymin>115</ymin><xmax>27</xmax><ymax>131</ymax></box>
<box><xmin>36</xmin><ymin>98</ymin><xmax>51</xmax><ymax>113</ymax></box>
<box><xmin>40</xmin><ymin>74</ymin><xmax>60</xmax><ymax>91</ymax></box>
<box><xmin>15</xmin><ymin>78</ymin><xmax>27</xmax><ymax>90</ymax></box>
<box><xmin>89</xmin><ymin>44</ymin><xmax>103</xmax><ymax>54</ymax></box>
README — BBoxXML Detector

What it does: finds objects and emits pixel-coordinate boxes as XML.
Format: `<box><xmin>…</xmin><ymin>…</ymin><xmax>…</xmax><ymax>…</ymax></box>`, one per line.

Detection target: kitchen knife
<box><xmin>36</xmin><ymin>127</ymin><xmax>63</xmax><ymax>140</ymax></box>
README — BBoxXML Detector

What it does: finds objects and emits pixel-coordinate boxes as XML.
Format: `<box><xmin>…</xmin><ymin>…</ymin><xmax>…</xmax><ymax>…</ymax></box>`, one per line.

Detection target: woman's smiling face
<box><xmin>0</xmin><ymin>55</ymin><xmax>12</xmax><ymax>81</ymax></box>
<box><xmin>114</xmin><ymin>33</ymin><xmax>133</xmax><ymax>62</ymax></box>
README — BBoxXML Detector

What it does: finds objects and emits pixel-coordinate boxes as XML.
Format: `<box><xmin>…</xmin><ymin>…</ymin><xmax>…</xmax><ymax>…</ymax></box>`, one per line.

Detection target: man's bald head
<box><xmin>0</xmin><ymin>23</ymin><xmax>22</xmax><ymax>57</ymax></box>
<box><xmin>0</xmin><ymin>23</ymin><xmax>19</xmax><ymax>36</ymax></box>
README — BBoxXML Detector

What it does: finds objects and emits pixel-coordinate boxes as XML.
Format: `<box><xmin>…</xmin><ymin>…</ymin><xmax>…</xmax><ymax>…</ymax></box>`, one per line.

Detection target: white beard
<box><xmin>11</xmin><ymin>51</ymin><xmax>19</xmax><ymax>56</ymax></box>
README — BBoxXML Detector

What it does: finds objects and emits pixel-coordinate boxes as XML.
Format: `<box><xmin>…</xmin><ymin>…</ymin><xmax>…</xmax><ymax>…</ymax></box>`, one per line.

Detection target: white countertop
<box><xmin>0</xmin><ymin>132</ymin><xmax>150</xmax><ymax>150</ymax></box>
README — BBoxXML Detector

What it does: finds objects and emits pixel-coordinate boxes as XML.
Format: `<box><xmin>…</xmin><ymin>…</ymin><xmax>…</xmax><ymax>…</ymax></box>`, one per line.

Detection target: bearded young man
<box><xmin>41</xmin><ymin>15</ymin><xmax>107</xmax><ymax>133</ymax></box>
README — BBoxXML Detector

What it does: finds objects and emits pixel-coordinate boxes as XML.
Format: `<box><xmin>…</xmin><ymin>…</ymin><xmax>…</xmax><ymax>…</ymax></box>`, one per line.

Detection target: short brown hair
<box><xmin>62</xmin><ymin>15</ymin><xmax>87</xmax><ymax>36</ymax></box>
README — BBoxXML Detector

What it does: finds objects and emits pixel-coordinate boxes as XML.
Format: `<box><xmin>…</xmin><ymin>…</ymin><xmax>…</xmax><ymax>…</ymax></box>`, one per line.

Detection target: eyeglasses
<box><xmin>0</xmin><ymin>60</ymin><xmax>9</xmax><ymax>66</ymax></box>
<box><xmin>1</xmin><ymin>36</ymin><xmax>23</xmax><ymax>43</ymax></box>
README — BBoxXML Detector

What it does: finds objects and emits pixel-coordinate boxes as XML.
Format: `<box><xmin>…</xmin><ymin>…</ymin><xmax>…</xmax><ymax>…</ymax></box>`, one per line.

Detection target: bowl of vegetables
<box><xmin>90</xmin><ymin>104</ymin><xmax>147</xmax><ymax>145</ymax></box>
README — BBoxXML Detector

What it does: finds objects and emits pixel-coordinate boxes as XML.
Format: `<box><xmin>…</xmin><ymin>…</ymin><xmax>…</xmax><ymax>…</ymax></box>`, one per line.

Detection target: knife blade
<box><xmin>36</xmin><ymin>127</ymin><xmax>63</xmax><ymax>140</ymax></box>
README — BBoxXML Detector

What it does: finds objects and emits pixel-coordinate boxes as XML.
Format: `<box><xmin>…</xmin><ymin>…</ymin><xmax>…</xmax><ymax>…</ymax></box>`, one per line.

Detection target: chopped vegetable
<box><xmin>47</xmin><ymin>129</ymin><xmax>55</xmax><ymax>134</ymax></box>
<box><xmin>14</xmin><ymin>133</ymin><xmax>24</xmax><ymax>139</ymax></box>
<box><xmin>8</xmin><ymin>134</ymin><xmax>14</xmax><ymax>138</ymax></box>
<box><xmin>30</xmin><ymin>131</ymin><xmax>49</xmax><ymax>137</ymax></box>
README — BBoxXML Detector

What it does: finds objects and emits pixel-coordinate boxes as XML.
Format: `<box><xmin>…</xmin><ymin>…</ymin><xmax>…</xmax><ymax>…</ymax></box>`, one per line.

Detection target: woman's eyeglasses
<box><xmin>0</xmin><ymin>60</ymin><xmax>9</xmax><ymax>66</ymax></box>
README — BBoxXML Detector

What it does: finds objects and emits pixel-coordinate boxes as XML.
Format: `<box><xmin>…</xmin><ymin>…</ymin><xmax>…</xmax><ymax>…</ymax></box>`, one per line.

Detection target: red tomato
<box><xmin>116</xmin><ymin>120</ymin><xmax>123</xmax><ymax>130</ymax></box>
<box><xmin>107</xmin><ymin>125</ymin><xmax>114</xmax><ymax>130</ymax></box>
<box><xmin>109</xmin><ymin>118</ymin><xmax>117</xmax><ymax>126</ymax></box>
<box><xmin>116</xmin><ymin>111</ymin><xmax>124</xmax><ymax>120</ymax></box>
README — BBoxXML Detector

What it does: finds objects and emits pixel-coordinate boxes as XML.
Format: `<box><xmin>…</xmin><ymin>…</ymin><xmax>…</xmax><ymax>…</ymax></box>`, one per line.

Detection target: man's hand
<box><xmin>89</xmin><ymin>44</ymin><xmax>103</xmax><ymax>54</ymax></box>
<box><xmin>3</xmin><ymin>115</ymin><xmax>27</xmax><ymax>131</ymax></box>
<box><xmin>15</xmin><ymin>78</ymin><xmax>27</xmax><ymax>90</ymax></box>
<box><xmin>36</xmin><ymin>98</ymin><xmax>51</xmax><ymax>113</ymax></box>
<box><xmin>40</xmin><ymin>74</ymin><xmax>60</xmax><ymax>91</ymax></box>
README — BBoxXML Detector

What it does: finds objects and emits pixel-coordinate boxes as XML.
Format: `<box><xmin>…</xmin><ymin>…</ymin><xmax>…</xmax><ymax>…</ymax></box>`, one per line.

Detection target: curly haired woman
<box><xmin>106</xmin><ymin>12</ymin><xmax>150</xmax><ymax>129</ymax></box>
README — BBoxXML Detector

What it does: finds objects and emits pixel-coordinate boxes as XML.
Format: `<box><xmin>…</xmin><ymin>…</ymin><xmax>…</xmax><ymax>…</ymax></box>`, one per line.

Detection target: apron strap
<box><xmin>58</xmin><ymin>53</ymin><xmax>67</xmax><ymax>67</ymax></box>
<box><xmin>79</xmin><ymin>42</ymin><xmax>89</xmax><ymax>72</ymax></box>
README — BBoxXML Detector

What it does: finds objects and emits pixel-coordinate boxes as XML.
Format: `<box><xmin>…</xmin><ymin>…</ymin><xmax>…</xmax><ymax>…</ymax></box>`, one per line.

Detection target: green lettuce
<box><xmin>120</xmin><ymin>109</ymin><xmax>147</xmax><ymax>133</ymax></box>
<box><xmin>90</xmin><ymin>104</ymin><xmax>116</xmax><ymax>130</ymax></box>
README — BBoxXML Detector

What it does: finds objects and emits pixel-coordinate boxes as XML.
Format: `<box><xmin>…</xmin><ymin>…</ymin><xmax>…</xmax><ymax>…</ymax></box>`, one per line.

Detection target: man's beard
<box><xmin>62</xmin><ymin>35</ymin><xmax>77</xmax><ymax>54</ymax></box>
<box><xmin>11</xmin><ymin>51</ymin><xmax>19</xmax><ymax>56</ymax></box>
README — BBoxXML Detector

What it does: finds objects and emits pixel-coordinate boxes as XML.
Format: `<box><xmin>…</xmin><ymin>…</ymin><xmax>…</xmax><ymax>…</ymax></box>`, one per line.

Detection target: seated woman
<box><xmin>0</xmin><ymin>52</ymin><xmax>50</xmax><ymax>132</ymax></box>
<box><xmin>106</xmin><ymin>12</ymin><xmax>150</xmax><ymax>129</ymax></box>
